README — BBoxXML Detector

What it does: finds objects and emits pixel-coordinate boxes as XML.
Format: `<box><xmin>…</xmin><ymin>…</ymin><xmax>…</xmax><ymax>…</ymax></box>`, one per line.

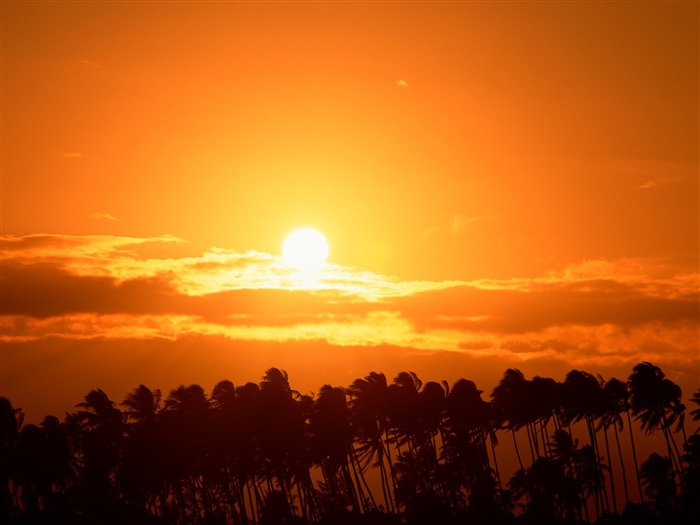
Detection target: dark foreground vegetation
<box><xmin>2</xmin><ymin>362</ymin><xmax>699</xmax><ymax>524</ymax></box>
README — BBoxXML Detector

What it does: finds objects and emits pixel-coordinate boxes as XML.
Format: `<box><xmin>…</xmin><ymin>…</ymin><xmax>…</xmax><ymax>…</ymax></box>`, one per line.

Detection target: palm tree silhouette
<box><xmin>640</xmin><ymin>453</ymin><xmax>675</xmax><ymax>517</ymax></box>
<box><xmin>309</xmin><ymin>384</ymin><xmax>366</xmax><ymax>513</ymax></box>
<box><xmin>346</xmin><ymin>371</ymin><xmax>396</xmax><ymax>512</ymax></box>
<box><xmin>628</xmin><ymin>362</ymin><xmax>686</xmax><ymax>485</ymax></box>
<box><xmin>3</xmin><ymin>362</ymin><xmax>697</xmax><ymax>523</ymax></box>
<box><xmin>121</xmin><ymin>384</ymin><xmax>161</xmax><ymax>427</ymax></box>
<box><xmin>491</xmin><ymin>369</ymin><xmax>533</xmax><ymax>471</ymax></box>
<box><xmin>561</xmin><ymin>370</ymin><xmax>609</xmax><ymax>517</ymax></box>
<box><xmin>598</xmin><ymin>377</ymin><xmax>632</xmax><ymax>509</ymax></box>
<box><xmin>689</xmin><ymin>390</ymin><xmax>700</xmax><ymax>433</ymax></box>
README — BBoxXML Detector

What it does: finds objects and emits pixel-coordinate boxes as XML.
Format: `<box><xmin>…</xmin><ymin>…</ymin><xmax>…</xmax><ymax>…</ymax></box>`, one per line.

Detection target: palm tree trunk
<box><xmin>540</xmin><ymin>419</ymin><xmax>551</xmax><ymax>458</ymax></box>
<box><xmin>511</xmin><ymin>429</ymin><xmax>525</xmax><ymax>471</ymax></box>
<box><xmin>525</xmin><ymin>424</ymin><xmax>536</xmax><ymax>462</ymax></box>
<box><xmin>378</xmin><ymin>455</ymin><xmax>393</xmax><ymax>512</ymax></box>
<box><xmin>489</xmin><ymin>431</ymin><xmax>503</xmax><ymax>491</ymax></box>
<box><xmin>602</xmin><ymin>425</ymin><xmax>618</xmax><ymax>514</ymax></box>
<box><xmin>662</xmin><ymin>414</ymin><xmax>686</xmax><ymax>482</ymax></box>
<box><xmin>586</xmin><ymin>416</ymin><xmax>610</xmax><ymax>515</ymax></box>
<box><xmin>625</xmin><ymin>410</ymin><xmax>645</xmax><ymax>503</ymax></box>
<box><xmin>613</xmin><ymin>423</ymin><xmax>630</xmax><ymax>507</ymax></box>
<box><xmin>382</xmin><ymin>429</ymin><xmax>399</xmax><ymax>506</ymax></box>
<box><xmin>527</xmin><ymin>422</ymin><xmax>540</xmax><ymax>459</ymax></box>
<box><xmin>351</xmin><ymin>447</ymin><xmax>376</xmax><ymax>508</ymax></box>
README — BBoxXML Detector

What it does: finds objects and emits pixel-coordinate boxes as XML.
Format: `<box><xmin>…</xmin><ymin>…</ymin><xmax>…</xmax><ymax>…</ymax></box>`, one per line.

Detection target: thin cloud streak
<box><xmin>92</xmin><ymin>212</ymin><xmax>119</xmax><ymax>221</ymax></box>
<box><xmin>637</xmin><ymin>175</ymin><xmax>684</xmax><ymax>189</ymax></box>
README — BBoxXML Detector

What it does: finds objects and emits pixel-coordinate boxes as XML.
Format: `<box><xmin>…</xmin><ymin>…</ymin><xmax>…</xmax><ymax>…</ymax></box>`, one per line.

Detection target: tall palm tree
<box><xmin>443</xmin><ymin>379</ymin><xmax>492</xmax><ymax>472</ymax></box>
<box><xmin>628</xmin><ymin>363</ymin><xmax>686</xmax><ymax>482</ymax></box>
<box><xmin>121</xmin><ymin>384</ymin><xmax>161</xmax><ymax>427</ymax></box>
<box><xmin>0</xmin><ymin>397</ymin><xmax>23</xmax><ymax>519</ymax></box>
<box><xmin>346</xmin><ymin>372</ymin><xmax>396</xmax><ymax>512</ymax></box>
<box><xmin>491</xmin><ymin>369</ymin><xmax>536</xmax><ymax>470</ymax></box>
<box><xmin>599</xmin><ymin>377</ymin><xmax>632</xmax><ymax>509</ymax></box>
<box><xmin>561</xmin><ymin>370</ymin><xmax>609</xmax><ymax>516</ymax></box>
<box><xmin>530</xmin><ymin>376</ymin><xmax>561</xmax><ymax>456</ymax></box>
<box><xmin>73</xmin><ymin>389</ymin><xmax>124</xmax><ymax>518</ymax></box>
<box><xmin>257</xmin><ymin>368</ymin><xmax>317</xmax><ymax>522</ymax></box>
<box><xmin>160</xmin><ymin>384</ymin><xmax>212</xmax><ymax>522</ymax></box>
<box><xmin>386</xmin><ymin>371</ymin><xmax>423</xmax><ymax>457</ymax></box>
<box><xmin>309</xmin><ymin>384</ymin><xmax>365</xmax><ymax>514</ymax></box>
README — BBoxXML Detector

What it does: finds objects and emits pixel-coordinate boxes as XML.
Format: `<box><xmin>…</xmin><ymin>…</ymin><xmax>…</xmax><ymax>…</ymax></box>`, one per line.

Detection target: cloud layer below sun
<box><xmin>2</xmin><ymin>233</ymin><xmax>698</xmax><ymax>373</ymax></box>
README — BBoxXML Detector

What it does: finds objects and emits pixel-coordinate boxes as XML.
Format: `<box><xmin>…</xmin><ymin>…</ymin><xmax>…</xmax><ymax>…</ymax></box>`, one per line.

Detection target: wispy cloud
<box><xmin>64</xmin><ymin>152</ymin><xmax>83</xmax><ymax>159</ymax></box>
<box><xmin>92</xmin><ymin>212</ymin><xmax>119</xmax><ymax>221</ymax></box>
<box><xmin>396</xmin><ymin>80</ymin><xmax>409</xmax><ymax>88</ymax></box>
<box><xmin>637</xmin><ymin>176</ymin><xmax>683</xmax><ymax>189</ymax></box>
<box><xmin>77</xmin><ymin>59</ymin><xmax>102</xmax><ymax>69</ymax></box>
<box><xmin>420</xmin><ymin>214</ymin><xmax>498</xmax><ymax>244</ymax></box>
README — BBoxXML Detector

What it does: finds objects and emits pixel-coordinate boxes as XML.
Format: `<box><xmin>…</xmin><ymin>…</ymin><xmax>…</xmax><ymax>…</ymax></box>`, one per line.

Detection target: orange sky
<box><xmin>1</xmin><ymin>1</ymin><xmax>698</xmax><ymax>422</ymax></box>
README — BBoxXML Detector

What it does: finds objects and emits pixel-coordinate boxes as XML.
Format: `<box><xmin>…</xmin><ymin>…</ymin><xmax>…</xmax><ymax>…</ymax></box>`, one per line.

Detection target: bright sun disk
<box><xmin>282</xmin><ymin>228</ymin><xmax>329</xmax><ymax>271</ymax></box>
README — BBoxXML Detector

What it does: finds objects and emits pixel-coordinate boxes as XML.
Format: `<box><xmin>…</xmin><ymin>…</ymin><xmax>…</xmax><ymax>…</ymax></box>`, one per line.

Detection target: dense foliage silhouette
<box><xmin>1</xmin><ymin>362</ymin><xmax>698</xmax><ymax>524</ymax></box>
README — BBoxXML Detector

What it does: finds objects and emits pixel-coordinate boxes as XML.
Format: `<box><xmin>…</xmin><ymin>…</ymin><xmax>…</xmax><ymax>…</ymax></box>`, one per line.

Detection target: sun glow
<box><xmin>282</xmin><ymin>228</ymin><xmax>329</xmax><ymax>272</ymax></box>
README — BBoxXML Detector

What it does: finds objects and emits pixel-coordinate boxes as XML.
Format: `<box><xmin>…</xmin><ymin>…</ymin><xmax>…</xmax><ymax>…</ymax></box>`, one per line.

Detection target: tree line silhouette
<box><xmin>2</xmin><ymin>362</ymin><xmax>699</xmax><ymax>524</ymax></box>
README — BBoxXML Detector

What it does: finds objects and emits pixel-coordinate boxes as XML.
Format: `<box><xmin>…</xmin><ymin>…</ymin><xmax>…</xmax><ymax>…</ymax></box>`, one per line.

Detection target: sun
<box><xmin>282</xmin><ymin>228</ymin><xmax>329</xmax><ymax>271</ymax></box>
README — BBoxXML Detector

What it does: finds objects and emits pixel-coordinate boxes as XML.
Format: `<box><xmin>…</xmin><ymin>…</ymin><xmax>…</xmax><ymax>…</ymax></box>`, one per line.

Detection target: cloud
<box><xmin>1</xmin><ymin>233</ymin><xmax>697</xmax><ymax>371</ymax></box>
<box><xmin>637</xmin><ymin>176</ymin><xmax>683</xmax><ymax>189</ymax></box>
<box><xmin>396</xmin><ymin>80</ymin><xmax>409</xmax><ymax>87</ymax></box>
<box><xmin>419</xmin><ymin>214</ymin><xmax>499</xmax><ymax>244</ymax></box>
<box><xmin>92</xmin><ymin>212</ymin><xmax>118</xmax><ymax>221</ymax></box>
<box><xmin>77</xmin><ymin>59</ymin><xmax>102</xmax><ymax>69</ymax></box>
<box><xmin>0</xmin><ymin>233</ymin><xmax>184</xmax><ymax>261</ymax></box>
<box><xmin>64</xmin><ymin>152</ymin><xmax>83</xmax><ymax>158</ymax></box>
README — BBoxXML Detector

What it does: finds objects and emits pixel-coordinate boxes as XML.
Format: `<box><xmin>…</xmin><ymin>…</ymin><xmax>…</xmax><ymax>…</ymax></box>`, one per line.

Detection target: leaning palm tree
<box><xmin>689</xmin><ymin>390</ymin><xmax>700</xmax><ymax>434</ymax></box>
<box><xmin>561</xmin><ymin>370</ymin><xmax>610</xmax><ymax>514</ymax></box>
<box><xmin>628</xmin><ymin>363</ymin><xmax>686</xmax><ymax>483</ymax></box>
<box><xmin>309</xmin><ymin>384</ymin><xmax>367</xmax><ymax>514</ymax></box>
<box><xmin>386</xmin><ymin>371</ymin><xmax>423</xmax><ymax>458</ymax></box>
<box><xmin>599</xmin><ymin>377</ymin><xmax>633</xmax><ymax>508</ymax></box>
<box><xmin>121</xmin><ymin>384</ymin><xmax>161</xmax><ymax>428</ymax></box>
<box><xmin>257</xmin><ymin>368</ymin><xmax>317</xmax><ymax>523</ymax></box>
<box><xmin>161</xmin><ymin>384</ymin><xmax>213</xmax><ymax>522</ymax></box>
<box><xmin>73</xmin><ymin>389</ymin><xmax>124</xmax><ymax>516</ymax></box>
<box><xmin>491</xmin><ymin>369</ymin><xmax>537</xmax><ymax>470</ymax></box>
<box><xmin>346</xmin><ymin>372</ymin><xmax>396</xmax><ymax>512</ymax></box>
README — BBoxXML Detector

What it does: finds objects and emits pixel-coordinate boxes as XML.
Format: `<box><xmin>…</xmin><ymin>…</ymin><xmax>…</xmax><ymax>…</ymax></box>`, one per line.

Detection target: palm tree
<box><xmin>443</xmin><ymin>379</ymin><xmax>492</xmax><ymax>473</ymax></box>
<box><xmin>346</xmin><ymin>371</ymin><xmax>396</xmax><ymax>512</ymax></box>
<box><xmin>530</xmin><ymin>376</ymin><xmax>561</xmax><ymax>456</ymax></box>
<box><xmin>640</xmin><ymin>453</ymin><xmax>675</xmax><ymax>516</ymax></box>
<box><xmin>257</xmin><ymin>368</ymin><xmax>317</xmax><ymax>522</ymax></box>
<box><xmin>121</xmin><ymin>384</ymin><xmax>161</xmax><ymax>427</ymax></box>
<box><xmin>0</xmin><ymin>397</ymin><xmax>23</xmax><ymax>519</ymax></box>
<box><xmin>73</xmin><ymin>389</ymin><xmax>124</xmax><ymax>518</ymax></box>
<box><xmin>508</xmin><ymin>456</ymin><xmax>579</xmax><ymax>522</ymax></box>
<box><xmin>386</xmin><ymin>371</ymin><xmax>423</xmax><ymax>457</ymax></box>
<box><xmin>159</xmin><ymin>384</ymin><xmax>213</xmax><ymax>522</ymax></box>
<box><xmin>599</xmin><ymin>377</ymin><xmax>632</xmax><ymax>509</ymax></box>
<box><xmin>561</xmin><ymin>370</ymin><xmax>609</xmax><ymax>516</ymax></box>
<box><xmin>628</xmin><ymin>363</ymin><xmax>686</xmax><ymax>483</ymax></box>
<box><xmin>309</xmin><ymin>384</ymin><xmax>367</xmax><ymax>514</ymax></box>
<box><xmin>689</xmin><ymin>390</ymin><xmax>700</xmax><ymax>434</ymax></box>
<box><xmin>491</xmin><ymin>369</ymin><xmax>535</xmax><ymax>470</ymax></box>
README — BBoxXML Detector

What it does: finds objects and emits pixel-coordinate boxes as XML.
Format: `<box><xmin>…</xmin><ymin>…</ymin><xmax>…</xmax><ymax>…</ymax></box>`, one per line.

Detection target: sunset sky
<box><xmin>1</xmin><ymin>0</ymin><xmax>698</xmax><ymax>423</ymax></box>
